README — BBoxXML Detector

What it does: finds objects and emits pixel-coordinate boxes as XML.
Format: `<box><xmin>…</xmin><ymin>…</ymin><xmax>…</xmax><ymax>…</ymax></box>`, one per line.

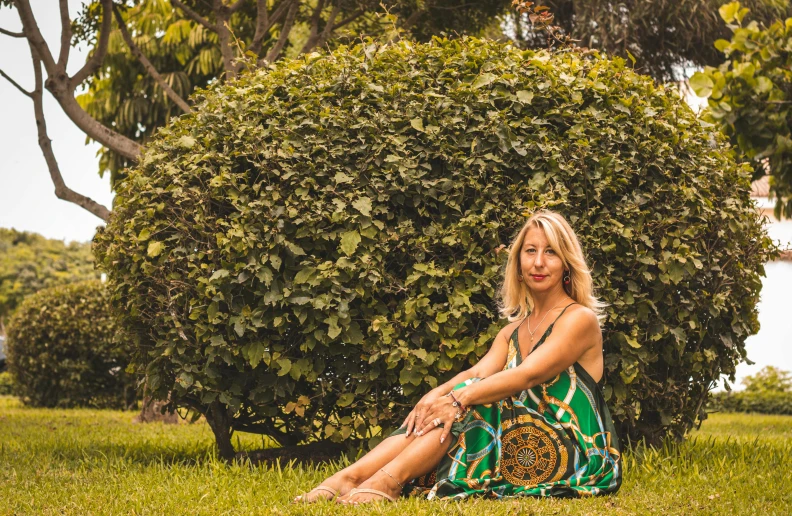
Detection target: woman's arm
<box><xmin>415</xmin><ymin>307</ymin><xmax>601</xmax><ymax>442</ymax></box>
<box><xmin>455</xmin><ymin>308</ymin><xmax>599</xmax><ymax>408</ymax></box>
<box><xmin>401</xmin><ymin>321</ymin><xmax>517</xmax><ymax>435</ymax></box>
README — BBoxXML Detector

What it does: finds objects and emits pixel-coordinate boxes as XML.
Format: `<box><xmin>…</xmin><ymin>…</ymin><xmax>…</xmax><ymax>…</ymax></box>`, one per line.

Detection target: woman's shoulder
<box><xmin>559</xmin><ymin>303</ymin><xmax>602</xmax><ymax>339</ymax></box>
<box><xmin>497</xmin><ymin>318</ymin><xmax>523</xmax><ymax>341</ymax></box>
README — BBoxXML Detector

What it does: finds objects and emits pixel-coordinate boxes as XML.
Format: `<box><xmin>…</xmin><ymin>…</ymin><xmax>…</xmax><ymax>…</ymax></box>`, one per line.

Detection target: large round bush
<box><xmin>94</xmin><ymin>36</ymin><xmax>774</xmax><ymax>457</ymax></box>
<box><xmin>5</xmin><ymin>280</ymin><xmax>136</xmax><ymax>409</ymax></box>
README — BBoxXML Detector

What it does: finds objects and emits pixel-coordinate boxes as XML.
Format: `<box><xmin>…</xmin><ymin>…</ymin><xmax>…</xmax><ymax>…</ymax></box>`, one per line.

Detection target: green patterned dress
<box><xmin>392</xmin><ymin>303</ymin><xmax>622</xmax><ymax>499</ymax></box>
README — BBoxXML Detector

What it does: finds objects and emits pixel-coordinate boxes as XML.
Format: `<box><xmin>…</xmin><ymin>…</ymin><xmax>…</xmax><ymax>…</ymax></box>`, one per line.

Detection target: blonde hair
<box><xmin>498</xmin><ymin>209</ymin><xmax>607</xmax><ymax>322</ymax></box>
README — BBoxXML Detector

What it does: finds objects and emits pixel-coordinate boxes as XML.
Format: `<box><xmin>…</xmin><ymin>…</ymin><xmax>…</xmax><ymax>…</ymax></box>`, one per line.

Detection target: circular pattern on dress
<box><xmin>501</xmin><ymin>425</ymin><xmax>566</xmax><ymax>486</ymax></box>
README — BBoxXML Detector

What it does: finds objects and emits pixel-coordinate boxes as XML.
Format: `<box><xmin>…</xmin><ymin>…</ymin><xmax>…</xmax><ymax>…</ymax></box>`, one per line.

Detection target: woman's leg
<box><xmin>295</xmin><ymin>431</ymin><xmax>420</xmax><ymax>502</ymax></box>
<box><xmin>339</xmin><ymin>426</ymin><xmax>451</xmax><ymax>503</ymax></box>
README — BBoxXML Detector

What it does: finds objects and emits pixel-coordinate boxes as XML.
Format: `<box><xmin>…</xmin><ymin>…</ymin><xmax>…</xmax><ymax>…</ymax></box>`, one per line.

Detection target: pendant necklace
<box><xmin>526</xmin><ymin>298</ymin><xmax>567</xmax><ymax>344</ymax></box>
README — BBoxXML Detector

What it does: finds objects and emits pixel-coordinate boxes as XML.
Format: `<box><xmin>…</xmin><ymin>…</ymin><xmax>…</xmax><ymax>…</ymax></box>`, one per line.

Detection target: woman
<box><xmin>294</xmin><ymin>210</ymin><xmax>622</xmax><ymax>504</ymax></box>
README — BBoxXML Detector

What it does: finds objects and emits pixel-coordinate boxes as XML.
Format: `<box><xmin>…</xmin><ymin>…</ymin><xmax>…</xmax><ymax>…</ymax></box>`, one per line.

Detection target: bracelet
<box><xmin>448</xmin><ymin>390</ymin><xmax>466</xmax><ymax>411</ymax></box>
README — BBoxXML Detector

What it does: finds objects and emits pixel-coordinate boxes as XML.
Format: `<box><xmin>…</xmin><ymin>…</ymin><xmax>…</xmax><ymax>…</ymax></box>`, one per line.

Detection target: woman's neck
<box><xmin>531</xmin><ymin>286</ymin><xmax>571</xmax><ymax>315</ymax></box>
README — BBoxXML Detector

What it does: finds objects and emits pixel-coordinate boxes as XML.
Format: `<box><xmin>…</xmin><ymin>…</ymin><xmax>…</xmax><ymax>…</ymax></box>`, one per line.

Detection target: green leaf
<box><xmin>516</xmin><ymin>90</ymin><xmax>534</xmax><ymax>104</ymax></box>
<box><xmin>472</xmin><ymin>72</ymin><xmax>497</xmax><ymax>89</ymax></box>
<box><xmin>339</xmin><ymin>230</ymin><xmax>361</xmax><ymax>256</ymax></box>
<box><xmin>337</xmin><ymin>393</ymin><xmax>355</xmax><ymax>407</ymax></box>
<box><xmin>210</xmin><ymin>269</ymin><xmax>229</xmax><ymax>281</ymax></box>
<box><xmin>177</xmin><ymin>135</ymin><xmax>196</xmax><ymax>148</ymax></box>
<box><xmin>294</xmin><ymin>267</ymin><xmax>317</xmax><ymax>284</ymax></box>
<box><xmin>410</xmin><ymin>118</ymin><xmax>424</xmax><ymax>132</ymax></box>
<box><xmin>352</xmin><ymin>197</ymin><xmax>372</xmax><ymax>217</ymax></box>
<box><xmin>718</xmin><ymin>1</ymin><xmax>740</xmax><ymax>23</ymax></box>
<box><xmin>147</xmin><ymin>241</ymin><xmax>164</xmax><ymax>257</ymax></box>
<box><xmin>689</xmin><ymin>72</ymin><xmax>714</xmax><ymax>98</ymax></box>
<box><xmin>137</xmin><ymin>228</ymin><xmax>151</xmax><ymax>241</ymax></box>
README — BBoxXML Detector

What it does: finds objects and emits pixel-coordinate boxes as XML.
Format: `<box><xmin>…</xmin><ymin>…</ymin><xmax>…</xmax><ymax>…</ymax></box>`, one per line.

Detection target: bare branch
<box><xmin>30</xmin><ymin>52</ymin><xmax>111</xmax><ymax>221</ymax></box>
<box><xmin>12</xmin><ymin>0</ymin><xmax>58</xmax><ymax>74</ymax></box>
<box><xmin>263</xmin><ymin>0</ymin><xmax>299</xmax><ymax>64</ymax></box>
<box><xmin>112</xmin><ymin>5</ymin><xmax>192</xmax><ymax>113</ymax></box>
<box><xmin>0</xmin><ymin>27</ymin><xmax>25</xmax><ymax>38</ymax></box>
<box><xmin>251</xmin><ymin>0</ymin><xmax>294</xmax><ymax>55</ymax></box>
<box><xmin>57</xmin><ymin>0</ymin><xmax>72</xmax><ymax>68</ymax></box>
<box><xmin>214</xmin><ymin>0</ymin><xmax>238</xmax><ymax>77</ymax></box>
<box><xmin>0</xmin><ymin>68</ymin><xmax>32</xmax><ymax>97</ymax></box>
<box><xmin>227</xmin><ymin>0</ymin><xmax>247</xmax><ymax>13</ymax></box>
<box><xmin>172</xmin><ymin>0</ymin><xmax>214</xmax><ymax>31</ymax></box>
<box><xmin>299</xmin><ymin>0</ymin><xmax>326</xmax><ymax>54</ymax></box>
<box><xmin>331</xmin><ymin>8</ymin><xmax>364</xmax><ymax>32</ymax></box>
<box><xmin>250</xmin><ymin>0</ymin><xmax>269</xmax><ymax>54</ymax></box>
<box><xmin>71</xmin><ymin>0</ymin><xmax>113</xmax><ymax>86</ymax></box>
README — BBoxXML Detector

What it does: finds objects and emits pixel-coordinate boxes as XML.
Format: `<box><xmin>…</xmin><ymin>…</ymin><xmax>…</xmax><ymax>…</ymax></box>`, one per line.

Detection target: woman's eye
<box><xmin>546</xmin><ymin>249</ymin><xmax>555</xmax><ymax>254</ymax></box>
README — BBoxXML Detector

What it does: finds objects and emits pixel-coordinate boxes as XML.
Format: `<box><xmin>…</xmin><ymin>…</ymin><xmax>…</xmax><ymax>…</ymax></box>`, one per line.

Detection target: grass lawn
<box><xmin>1</xmin><ymin>395</ymin><xmax>790</xmax><ymax>515</ymax></box>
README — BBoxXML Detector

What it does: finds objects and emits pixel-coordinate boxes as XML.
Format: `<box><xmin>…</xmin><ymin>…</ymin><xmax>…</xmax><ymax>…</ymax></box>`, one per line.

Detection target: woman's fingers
<box><xmin>439</xmin><ymin>415</ymin><xmax>455</xmax><ymax>444</ymax></box>
<box><xmin>405</xmin><ymin>410</ymin><xmax>421</xmax><ymax>437</ymax></box>
<box><xmin>415</xmin><ymin>414</ymin><xmax>441</xmax><ymax>437</ymax></box>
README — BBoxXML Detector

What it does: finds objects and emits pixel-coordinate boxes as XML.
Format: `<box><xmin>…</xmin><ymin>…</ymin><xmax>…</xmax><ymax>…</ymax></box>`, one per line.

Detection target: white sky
<box><xmin>0</xmin><ymin>4</ymin><xmax>789</xmax><ymax>386</ymax></box>
<box><xmin>0</xmin><ymin>1</ymin><xmax>113</xmax><ymax>245</ymax></box>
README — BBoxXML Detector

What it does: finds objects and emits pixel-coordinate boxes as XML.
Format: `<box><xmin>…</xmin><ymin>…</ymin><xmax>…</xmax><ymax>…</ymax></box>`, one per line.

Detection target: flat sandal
<box><xmin>340</xmin><ymin>487</ymin><xmax>397</xmax><ymax>505</ymax></box>
<box><xmin>292</xmin><ymin>485</ymin><xmax>338</xmax><ymax>503</ymax></box>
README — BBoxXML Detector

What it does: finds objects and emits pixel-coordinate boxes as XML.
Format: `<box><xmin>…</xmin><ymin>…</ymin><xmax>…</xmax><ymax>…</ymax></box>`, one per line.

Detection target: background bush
<box><xmin>710</xmin><ymin>366</ymin><xmax>792</xmax><ymax>415</ymax></box>
<box><xmin>0</xmin><ymin>371</ymin><xmax>13</xmax><ymax>395</ymax></box>
<box><xmin>94</xmin><ymin>35</ymin><xmax>775</xmax><ymax>457</ymax></box>
<box><xmin>5</xmin><ymin>280</ymin><xmax>136</xmax><ymax>409</ymax></box>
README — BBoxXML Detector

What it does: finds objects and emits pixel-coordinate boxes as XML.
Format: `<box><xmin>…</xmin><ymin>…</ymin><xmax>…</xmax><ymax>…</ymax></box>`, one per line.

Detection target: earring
<box><xmin>563</xmin><ymin>271</ymin><xmax>571</xmax><ymax>284</ymax></box>
<box><xmin>518</xmin><ymin>274</ymin><xmax>524</xmax><ymax>282</ymax></box>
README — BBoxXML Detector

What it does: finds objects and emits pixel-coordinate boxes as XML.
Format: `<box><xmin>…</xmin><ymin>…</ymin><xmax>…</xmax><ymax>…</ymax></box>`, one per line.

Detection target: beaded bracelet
<box><xmin>446</xmin><ymin>391</ymin><xmax>470</xmax><ymax>422</ymax></box>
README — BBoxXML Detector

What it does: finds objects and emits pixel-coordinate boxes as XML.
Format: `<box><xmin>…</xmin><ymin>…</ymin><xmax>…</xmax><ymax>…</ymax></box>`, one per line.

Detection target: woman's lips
<box><xmin>530</xmin><ymin>275</ymin><xmax>547</xmax><ymax>281</ymax></box>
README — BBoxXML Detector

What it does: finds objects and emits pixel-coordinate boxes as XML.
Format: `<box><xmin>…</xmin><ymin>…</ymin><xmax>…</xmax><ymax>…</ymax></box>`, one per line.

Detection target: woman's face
<box><xmin>520</xmin><ymin>225</ymin><xmax>565</xmax><ymax>294</ymax></box>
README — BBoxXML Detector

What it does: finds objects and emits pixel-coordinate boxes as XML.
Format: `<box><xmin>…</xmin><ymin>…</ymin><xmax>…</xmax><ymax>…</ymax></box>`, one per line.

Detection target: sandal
<box><xmin>340</xmin><ymin>487</ymin><xmax>397</xmax><ymax>505</ymax></box>
<box><xmin>292</xmin><ymin>485</ymin><xmax>338</xmax><ymax>503</ymax></box>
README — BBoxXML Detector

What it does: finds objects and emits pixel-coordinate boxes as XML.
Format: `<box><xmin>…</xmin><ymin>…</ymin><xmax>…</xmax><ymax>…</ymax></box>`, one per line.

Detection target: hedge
<box><xmin>709</xmin><ymin>391</ymin><xmax>792</xmax><ymax>415</ymax></box>
<box><xmin>94</xmin><ymin>35</ymin><xmax>776</xmax><ymax>458</ymax></box>
<box><xmin>5</xmin><ymin>280</ymin><xmax>136</xmax><ymax>409</ymax></box>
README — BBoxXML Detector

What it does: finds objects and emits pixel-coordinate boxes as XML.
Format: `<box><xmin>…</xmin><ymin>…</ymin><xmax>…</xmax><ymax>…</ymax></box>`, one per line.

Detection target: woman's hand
<box><xmin>400</xmin><ymin>388</ymin><xmax>443</xmax><ymax>437</ymax></box>
<box><xmin>414</xmin><ymin>393</ymin><xmax>459</xmax><ymax>444</ymax></box>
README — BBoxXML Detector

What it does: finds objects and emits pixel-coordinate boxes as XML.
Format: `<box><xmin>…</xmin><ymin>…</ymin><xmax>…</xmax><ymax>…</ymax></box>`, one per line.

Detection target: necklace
<box><xmin>526</xmin><ymin>298</ymin><xmax>568</xmax><ymax>344</ymax></box>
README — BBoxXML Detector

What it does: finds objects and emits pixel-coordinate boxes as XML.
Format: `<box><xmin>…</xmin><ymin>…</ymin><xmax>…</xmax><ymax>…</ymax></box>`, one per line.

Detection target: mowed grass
<box><xmin>1</xmin><ymin>396</ymin><xmax>790</xmax><ymax>515</ymax></box>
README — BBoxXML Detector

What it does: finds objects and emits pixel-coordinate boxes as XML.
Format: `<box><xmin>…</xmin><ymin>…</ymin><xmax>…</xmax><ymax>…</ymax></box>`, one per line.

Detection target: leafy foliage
<box><xmin>76</xmin><ymin>0</ymin><xmax>513</xmax><ymax>184</ymax></box>
<box><xmin>0</xmin><ymin>228</ymin><xmax>100</xmax><ymax>329</ymax></box>
<box><xmin>0</xmin><ymin>372</ymin><xmax>12</xmax><ymax>395</ymax></box>
<box><xmin>507</xmin><ymin>0</ymin><xmax>792</xmax><ymax>83</ymax></box>
<box><xmin>95</xmin><ymin>35</ymin><xmax>775</xmax><ymax>454</ymax></box>
<box><xmin>690</xmin><ymin>1</ymin><xmax>792</xmax><ymax>219</ymax></box>
<box><xmin>4</xmin><ymin>280</ymin><xmax>136</xmax><ymax>409</ymax></box>
<box><xmin>710</xmin><ymin>367</ymin><xmax>792</xmax><ymax>415</ymax></box>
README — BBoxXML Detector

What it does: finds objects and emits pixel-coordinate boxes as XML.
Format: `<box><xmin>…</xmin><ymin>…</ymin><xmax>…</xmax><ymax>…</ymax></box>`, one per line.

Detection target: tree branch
<box><xmin>0</xmin><ymin>27</ymin><xmax>25</xmax><ymax>38</ymax></box>
<box><xmin>57</xmin><ymin>0</ymin><xmax>72</xmax><ymax>69</ymax></box>
<box><xmin>300</xmin><ymin>0</ymin><xmax>325</xmax><ymax>54</ymax></box>
<box><xmin>251</xmin><ymin>0</ymin><xmax>294</xmax><ymax>55</ymax></box>
<box><xmin>262</xmin><ymin>0</ymin><xmax>299</xmax><ymax>64</ymax></box>
<box><xmin>250</xmin><ymin>0</ymin><xmax>269</xmax><ymax>55</ymax></box>
<box><xmin>0</xmin><ymin>68</ymin><xmax>32</xmax><ymax>97</ymax></box>
<box><xmin>30</xmin><ymin>52</ymin><xmax>111</xmax><ymax>221</ymax></box>
<box><xmin>70</xmin><ymin>0</ymin><xmax>113</xmax><ymax>86</ymax></box>
<box><xmin>12</xmin><ymin>0</ymin><xmax>58</xmax><ymax>74</ymax></box>
<box><xmin>330</xmin><ymin>8</ymin><xmax>363</xmax><ymax>32</ymax></box>
<box><xmin>214</xmin><ymin>0</ymin><xmax>238</xmax><ymax>77</ymax></box>
<box><xmin>172</xmin><ymin>0</ymin><xmax>215</xmax><ymax>31</ymax></box>
<box><xmin>227</xmin><ymin>0</ymin><xmax>247</xmax><ymax>13</ymax></box>
<box><xmin>112</xmin><ymin>5</ymin><xmax>192</xmax><ymax>113</ymax></box>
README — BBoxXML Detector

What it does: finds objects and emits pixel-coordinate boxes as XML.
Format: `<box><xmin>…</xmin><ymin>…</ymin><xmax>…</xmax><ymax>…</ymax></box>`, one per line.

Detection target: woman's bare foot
<box><xmin>337</xmin><ymin>469</ymin><xmax>403</xmax><ymax>505</ymax></box>
<box><xmin>293</xmin><ymin>470</ymin><xmax>360</xmax><ymax>503</ymax></box>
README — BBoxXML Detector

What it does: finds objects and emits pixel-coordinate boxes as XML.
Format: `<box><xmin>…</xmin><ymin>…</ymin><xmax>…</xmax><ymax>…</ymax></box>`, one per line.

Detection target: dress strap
<box><xmin>549</xmin><ymin>302</ymin><xmax>578</xmax><ymax>327</ymax></box>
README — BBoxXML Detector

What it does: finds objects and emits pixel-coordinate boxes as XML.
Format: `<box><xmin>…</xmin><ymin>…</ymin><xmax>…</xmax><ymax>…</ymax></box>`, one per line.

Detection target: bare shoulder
<box><xmin>560</xmin><ymin>304</ymin><xmax>601</xmax><ymax>339</ymax></box>
<box><xmin>497</xmin><ymin>319</ymin><xmax>523</xmax><ymax>341</ymax></box>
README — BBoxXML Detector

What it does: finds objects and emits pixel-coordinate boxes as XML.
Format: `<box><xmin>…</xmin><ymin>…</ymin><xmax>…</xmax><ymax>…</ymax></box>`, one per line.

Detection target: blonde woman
<box><xmin>295</xmin><ymin>209</ymin><xmax>622</xmax><ymax>504</ymax></box>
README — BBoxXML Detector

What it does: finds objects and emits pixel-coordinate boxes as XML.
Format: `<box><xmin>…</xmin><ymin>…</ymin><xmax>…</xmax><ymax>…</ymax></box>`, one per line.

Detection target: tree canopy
<box><xmin>0</xmin><ymin>228</ymin><xmax>99</xmax><ymax>333</ymax></box>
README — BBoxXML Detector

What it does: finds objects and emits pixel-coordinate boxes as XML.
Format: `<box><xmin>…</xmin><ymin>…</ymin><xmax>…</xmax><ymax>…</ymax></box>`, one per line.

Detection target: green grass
<box><xmin>1</xmin><ymin>396</ymin><xmax>790</xmax><ymax>515</ymax></box>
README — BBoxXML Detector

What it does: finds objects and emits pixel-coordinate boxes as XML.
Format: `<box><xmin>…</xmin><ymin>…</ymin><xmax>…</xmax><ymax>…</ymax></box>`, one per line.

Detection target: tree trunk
<box><xmin>133</xmin><ymin>395</ymin><xmax>180</xmax><ymax>424</ymax></box>
<box><xmin>205</xmin><ymin>400</ymin><xmax>236</xmax><ymax>461</ymax></box>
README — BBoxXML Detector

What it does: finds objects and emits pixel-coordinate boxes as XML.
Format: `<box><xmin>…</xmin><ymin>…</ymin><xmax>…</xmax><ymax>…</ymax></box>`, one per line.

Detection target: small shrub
<box><xmin>0</xmin><ymin>371</ymin><xmax>13</xmax><ymax>395</ymax></box>
<box><xmin>710</xmin><ymin>366</ymin><xmax>792</xmax><ymax>415</ymax></box>
<box><xmin>94</xmin><ymin>35</ymin><xmax>775</xmax><ymax>457</ymax></box>
<box><xmin>5</xmin><ymin>280</ymin><xmax>136</xmax><ymax>409</ymax></box>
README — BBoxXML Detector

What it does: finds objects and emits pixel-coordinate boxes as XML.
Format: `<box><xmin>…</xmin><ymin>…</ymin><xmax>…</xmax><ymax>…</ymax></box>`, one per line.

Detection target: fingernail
<box><xmin>440</xmin><ymin>437</ymin><xmax>445</xmax><ymax>443</ymax></box>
